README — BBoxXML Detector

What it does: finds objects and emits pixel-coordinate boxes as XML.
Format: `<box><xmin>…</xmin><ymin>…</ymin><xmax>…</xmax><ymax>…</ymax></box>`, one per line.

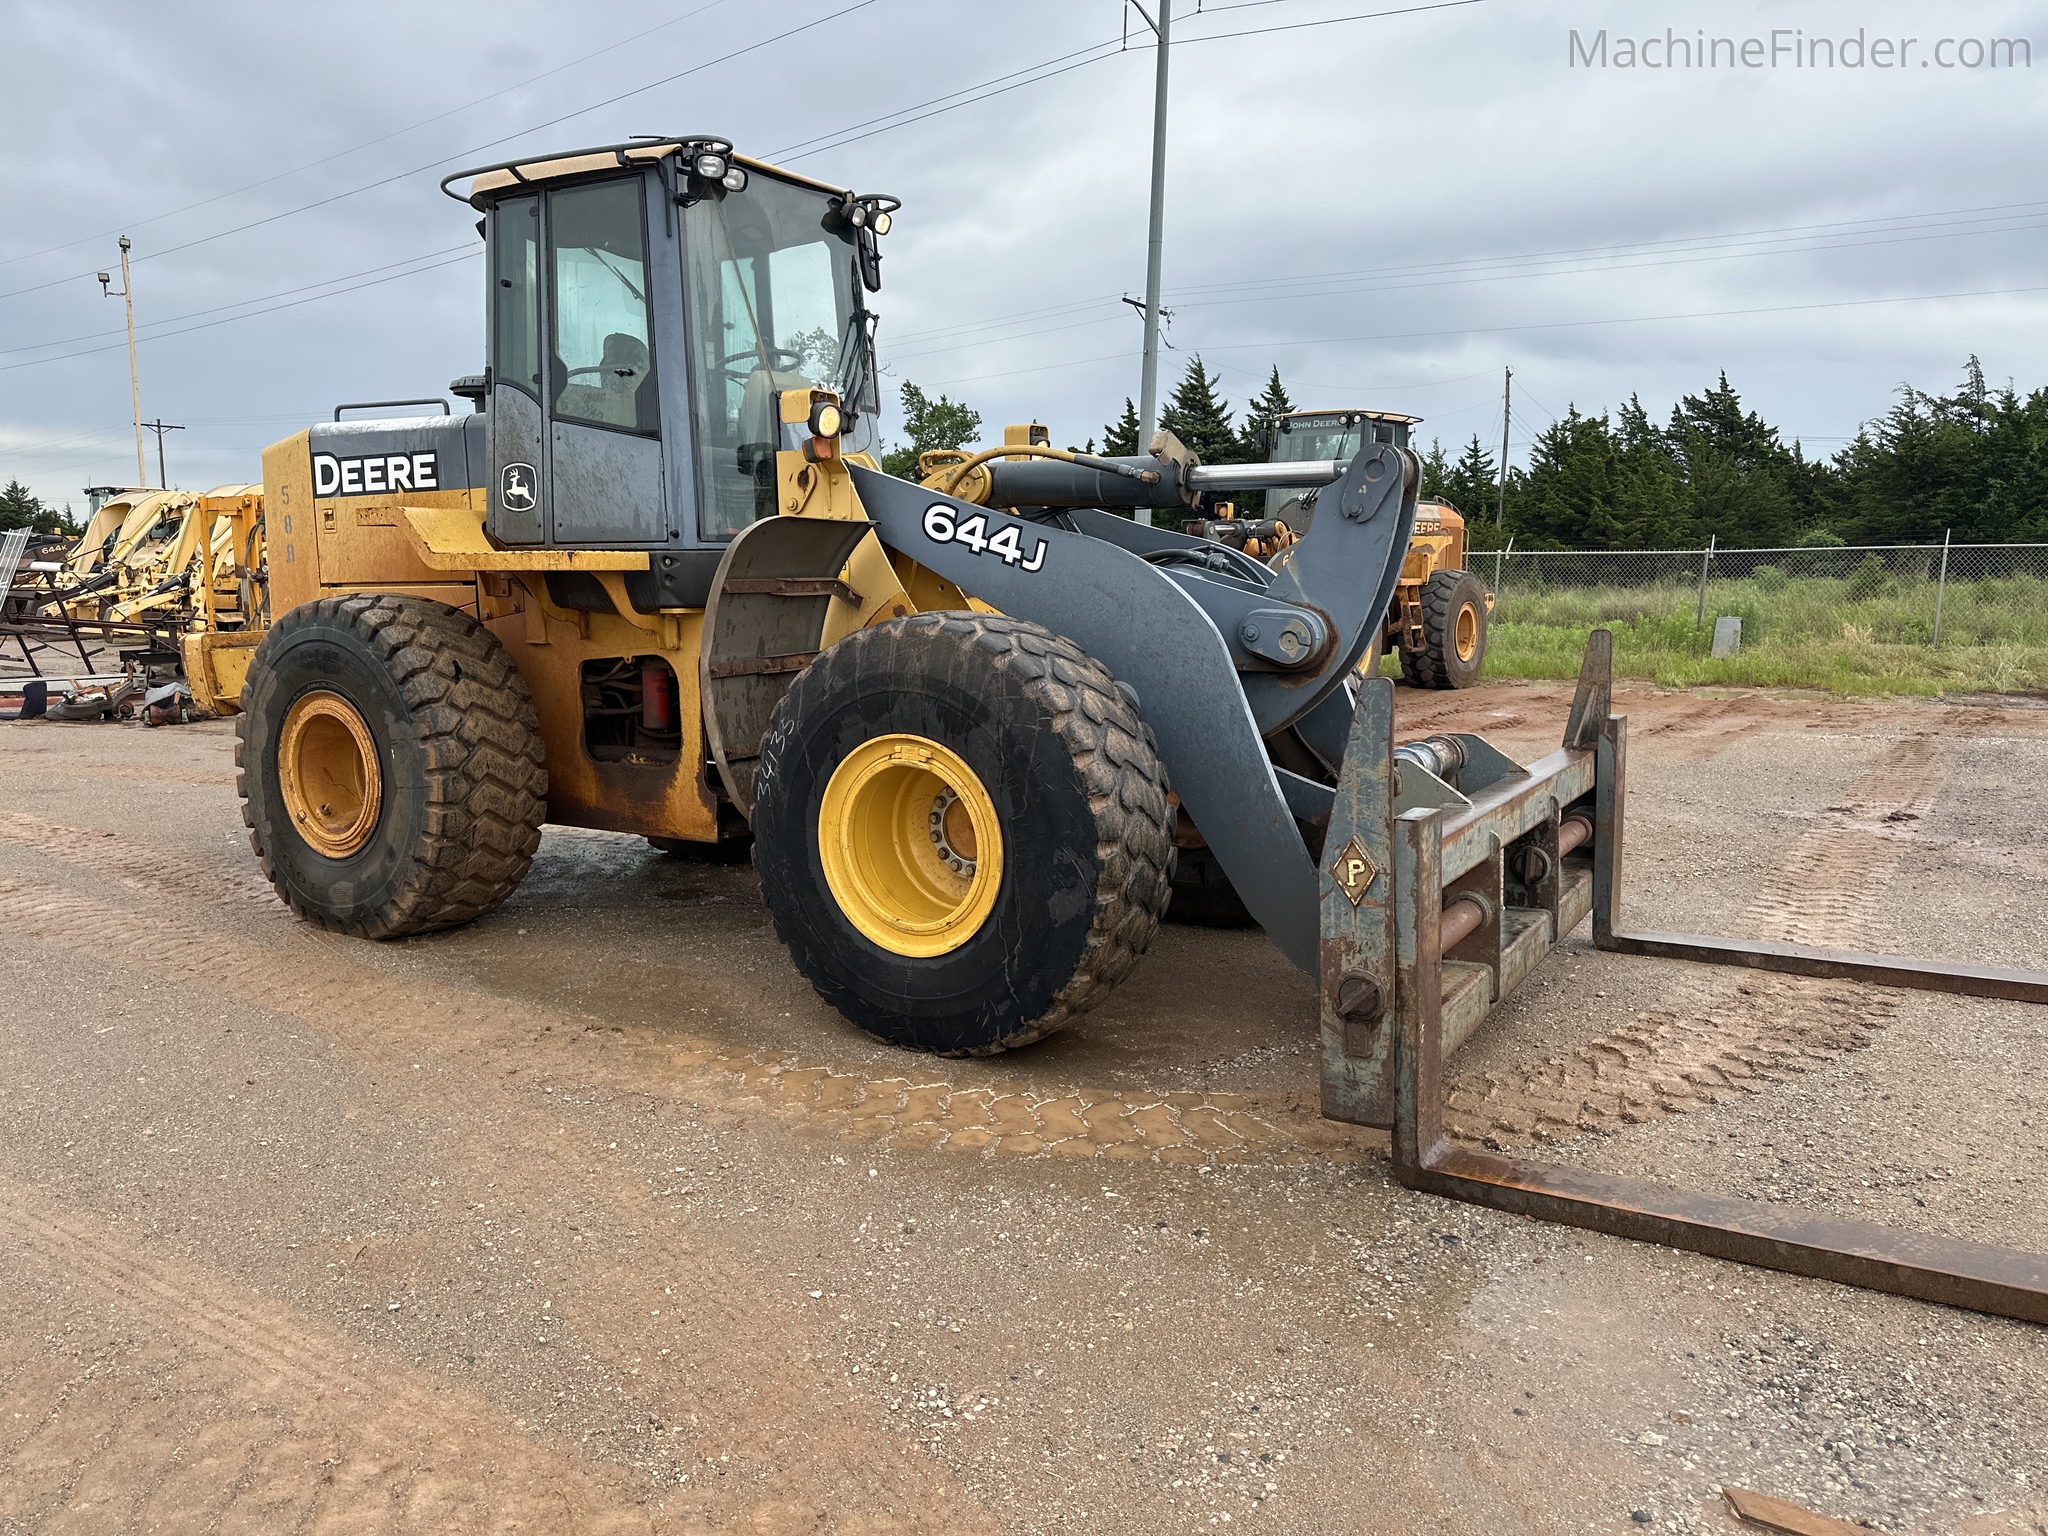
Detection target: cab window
<box><xmin>493</xmin><ymin>195</ymin><xmax>541</xmax><ymax>400</ymax></box>
<box><xmin>549</xmin><ymin>179</ymin><xmax>660</xmax><ymax>435</ymax></box>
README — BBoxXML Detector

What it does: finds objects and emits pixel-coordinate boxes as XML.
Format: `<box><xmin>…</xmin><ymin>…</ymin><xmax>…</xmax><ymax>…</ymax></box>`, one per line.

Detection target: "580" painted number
<box><xmin>922</xmin><ymin>504</ymin><xmax>1048</xmax><ymax>572</ymax></box>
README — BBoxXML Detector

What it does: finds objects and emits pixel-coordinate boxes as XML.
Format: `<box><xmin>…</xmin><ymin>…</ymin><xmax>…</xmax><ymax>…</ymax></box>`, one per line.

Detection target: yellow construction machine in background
<box><xmin>1262</xmin><ymin>408</ymin><xmax>1493</xmax><ymax>688</ymax></box>
<box><xmin>3</xmin><ymin>484</ymin><xmax>267</xmax><ymax>706</ymax></box>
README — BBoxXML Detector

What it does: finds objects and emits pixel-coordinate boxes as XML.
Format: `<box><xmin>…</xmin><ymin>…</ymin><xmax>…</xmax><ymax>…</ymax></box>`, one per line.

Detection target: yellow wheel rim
<box><xmin>818</xmin><ymin>733</ymin><xmax>1004</xmax><ymax>958</ymax></box>
<box><xmin>1455</xmin><ymin>602</ymin><xmax>1480</xmax><ymax>663</ymax></box>
<box><xmin>278</xmin><ymin>690</ymin><xmax>382</xmax><ymax>859</ymax></box>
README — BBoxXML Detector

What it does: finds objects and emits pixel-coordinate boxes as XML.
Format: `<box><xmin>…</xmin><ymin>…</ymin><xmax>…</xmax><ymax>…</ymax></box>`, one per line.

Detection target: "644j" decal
<box><xmin>921</xmin><ymin>504</ymin><xmax>1048</xmax><ymax>572</ymax></box>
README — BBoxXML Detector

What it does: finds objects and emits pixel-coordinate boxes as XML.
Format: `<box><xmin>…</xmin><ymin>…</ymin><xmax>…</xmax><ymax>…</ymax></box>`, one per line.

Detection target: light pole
<box><xmin>1130</xmin><ymin>0</ymin><xmax>1171</xmax><ymax>527</ymax></box>
<box><xmin>97</xmin><ymin>237</ymin><xmax>145</xmax><ymax>487</ymax></box>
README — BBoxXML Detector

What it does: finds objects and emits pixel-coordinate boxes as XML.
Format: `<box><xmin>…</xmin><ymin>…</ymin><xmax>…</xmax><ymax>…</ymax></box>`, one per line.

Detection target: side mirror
<box><xmin>858</xmin><ymin>227</ymin><xmax>882</xmax><ymax>293</ymax></box>
<box><xmin>450</xmin><ymin>372</ymin><xmax>489</xmax><ymax>413</ymax></box>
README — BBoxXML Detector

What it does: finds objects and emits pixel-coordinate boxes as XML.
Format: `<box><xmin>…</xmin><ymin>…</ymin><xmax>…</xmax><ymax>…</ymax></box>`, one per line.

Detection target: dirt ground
<box><xmin>1</xmin><ymin>678</ymin><xmax>2044</xmax><ymax>1535</ymax></box>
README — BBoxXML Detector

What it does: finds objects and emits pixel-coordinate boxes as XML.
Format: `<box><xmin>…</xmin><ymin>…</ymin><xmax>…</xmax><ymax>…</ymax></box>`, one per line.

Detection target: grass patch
<box><xmin>1459</xmin><ymin>574</ymin><xmax>2048</xmax><ymax>696</ymax></box>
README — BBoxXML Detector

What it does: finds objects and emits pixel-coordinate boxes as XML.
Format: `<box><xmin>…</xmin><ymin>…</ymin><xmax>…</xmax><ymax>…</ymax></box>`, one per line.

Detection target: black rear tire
<box><xmin>751</xmin><ymin>612</ymin><xmax>1172</xmax><ymax>1056</ymax></box>
<box><xmin>1413</xmin><ymin>568</ymin><xmax>1489</xmax><ymax>689</ymax></box>
<box><xmin>237</xmin><ymin>595</ymin><xmax>547</xmax><ymax>938</ymax></box>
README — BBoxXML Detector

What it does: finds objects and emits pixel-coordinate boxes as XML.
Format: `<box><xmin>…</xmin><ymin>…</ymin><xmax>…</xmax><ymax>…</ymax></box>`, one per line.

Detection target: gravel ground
<box><xmin>0</xmin><ymin>680</ymin><xmax>2043</xmax><ymax>1535</ymax></box>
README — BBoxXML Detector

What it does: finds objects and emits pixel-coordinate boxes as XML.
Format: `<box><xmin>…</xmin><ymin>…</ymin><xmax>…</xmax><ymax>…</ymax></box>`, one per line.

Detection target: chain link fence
<box><xmin>1479</xmin><ymin>541</ymin><xmax>2048</xmax><ymax>649</ymax></box>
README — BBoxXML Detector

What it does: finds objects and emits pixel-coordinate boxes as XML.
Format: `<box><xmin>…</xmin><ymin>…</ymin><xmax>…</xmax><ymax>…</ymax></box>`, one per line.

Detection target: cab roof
<box><xmin>444</xmin><ymin>136</ymin><xmax>852</xmax><ymax>207</ymax></box>
<box><xmin>1279</xmin><ymin>408</ymin><xmax>1424</xmax><ymax>426</ymax></box>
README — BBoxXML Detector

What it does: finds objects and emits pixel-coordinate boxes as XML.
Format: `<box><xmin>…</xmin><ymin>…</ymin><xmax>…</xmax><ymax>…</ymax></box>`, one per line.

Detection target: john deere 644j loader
<box><xmin>193</xmin><ymin>137</ymin><xmax>2048</xmax><ymax>1325</ymax></box>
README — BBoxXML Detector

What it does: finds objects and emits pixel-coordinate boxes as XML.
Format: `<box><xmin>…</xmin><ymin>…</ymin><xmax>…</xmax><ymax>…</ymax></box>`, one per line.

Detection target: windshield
<box><xmin>1270</xmin><ymin>414</ymin><xmax>1411</xmax><ymax>463</ymax></box>
<box><xmin>682</xmin><ymin>175</ymin><xmax>874</xmax><ymax>539</ymax></box>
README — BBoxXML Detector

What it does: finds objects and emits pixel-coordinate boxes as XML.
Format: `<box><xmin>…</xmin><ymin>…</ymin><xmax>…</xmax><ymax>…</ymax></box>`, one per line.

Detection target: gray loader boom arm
<box><xmin>847</xmin><ymin>443</ymin><xmax>1417</xmax><ymax>974</ymax></box>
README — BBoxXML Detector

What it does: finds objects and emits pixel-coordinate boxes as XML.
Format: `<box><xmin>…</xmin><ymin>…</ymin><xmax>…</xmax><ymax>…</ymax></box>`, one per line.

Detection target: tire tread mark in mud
<box><xmin>0</xmin><ymin>1174</ymin><xmax>670</xmax><ymax>1533</ymax></box>
<box><xmin>1442</xmin><ymin>735</ymin><xmax>1945</xmax><ymax>1149</ymax></box>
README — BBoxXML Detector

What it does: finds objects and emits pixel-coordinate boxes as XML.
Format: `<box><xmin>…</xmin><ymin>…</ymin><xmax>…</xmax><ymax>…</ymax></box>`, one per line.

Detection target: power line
<box><xmin>924</xmin><ymin>350</ymin><xmax>1140</xmax><ymax>388</ymax></box>
<box><xmin>1171</xmin><ymin>0</ymin><xmax>1487</xmax><ymax>46</ymax></box>
<box><xmin>914</xmin><ymin>281</ymin><xmax>2048</xmax><ymax>387</ymax></box>
<box><xmin>141</xmin><ymin>419</ymin><xmax>184</xmax><ymax>488</ymax></box>
<box><xmin>1</xmin><ymin>427</ymin><xmax>138</xmax><ymax>461</ymax></box>
<box><xmin>772</xmin><ymin>1</ymin><xmax>1490</xmax><ymax>164</ymax></box>
<box><xmin>777</xmin><ymin>49</ymin><xmax>1128</xmax><ymax>163</ymax></box>
<box><xmin>1187</xmin><ymin>281</ymin><xmax>2048</xmax><ymax>353</ymax></box>
<box><xmin>0</xmin><ymin>251</ymin><xmax>480</xmax><ymax>376</ymax></box>
<box><xmin>0</xmin><ymin>1</ymin><xmax>875</xmax><ymax>305</ymax></box>
<box><xmin>1</xmin><ymin>0</ymin><xmax>1476</xmax><ymax>334</ymax></box>
<box><xmin>888</xmin><ymin>294</ymin><xmax>1127</xmax><ymax>348</ymax></box>
<box><xmin>1165</xmin><ymin>216</ymin><xmax>2048</xmax><ymax>313</ymax></box>
<box><xmin>882</xmin><ymin>195</ymin><xmax>2048</xmax><ymax>359</ymax></box>
<box><xmin>765</xmin><ymin>38</ymin><xmax>1130</xmax><ymax>160</ymax></box>
<box><xmin>1165</xmin><ymin>199</ymin><xmax>2048</xmax><ymax>297</ymax></box>
<box><xmin>1514</xmin><ymin>383</ymin><xmax>1563</xmax><ymax>428</ymax></box>
<box><xmin>0</xmin><ymin>1</ymin><xmax>731</xmax><ymax>274</ymax></box>
<box><xmin>1205</xmin><ymin>358</ymin><xmax>1500</xmax><ymax>398</ymax></box>
<box><xmin>0</xmin><ymin>244</ymin><xmax>475</xmax><ymax>359</ymax></box>
<box><xmin>883</xmin><ymin>198</ymin><xmax>2048</xmax><ymax>366</ymax></box>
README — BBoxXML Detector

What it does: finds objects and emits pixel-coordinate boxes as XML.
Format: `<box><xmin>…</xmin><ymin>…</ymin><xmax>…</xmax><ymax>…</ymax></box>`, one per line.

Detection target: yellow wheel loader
<box><xmin>1239</xmin><ymin>408</ymin><xmax>1492</xmax><ymax>688</ymax></box>
<box><xmin>187</xmin><ymin>137</ymin><xmax>2048</xmax><ymax>1324</ymax></box>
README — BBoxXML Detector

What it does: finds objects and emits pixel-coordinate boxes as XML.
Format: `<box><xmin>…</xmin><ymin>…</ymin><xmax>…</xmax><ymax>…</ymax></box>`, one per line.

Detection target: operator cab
<box><xmin>445</xmin><ymin>139</ymin><xmax>893</xmax><ymax>607</ymax></box>
<box><xmin>1265</xmin><ymin>409</ymin><xmax>1420</xmax><ymax>464</ymax></box>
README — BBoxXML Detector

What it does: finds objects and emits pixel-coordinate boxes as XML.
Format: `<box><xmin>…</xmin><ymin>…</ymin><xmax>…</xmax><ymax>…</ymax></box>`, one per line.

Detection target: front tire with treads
<box><xmin>237</xmin><ymin>594</ymin><xmax>547</xmax><ymax>938</ymax></box>
<box><xmin>751</xmin><ymin>612</ymin><xmax>1173</xmax><ymax>1056</ymax></box>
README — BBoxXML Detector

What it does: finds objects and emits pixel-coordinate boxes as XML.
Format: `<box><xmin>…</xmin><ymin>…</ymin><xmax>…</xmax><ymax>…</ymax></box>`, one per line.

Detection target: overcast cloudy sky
<box><xmin>3</xmin><ymin>0</ymin><xmax>2043</xmax><ymax>512</ymax></box>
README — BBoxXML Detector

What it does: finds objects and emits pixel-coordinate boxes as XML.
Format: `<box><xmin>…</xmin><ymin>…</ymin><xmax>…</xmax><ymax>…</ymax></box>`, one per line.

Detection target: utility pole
<box><xmin>1130</xmin><ymin>0</ymin><xmax>1171</xmax><ymax>527</ymax></box>
<box><xmin>98</xmin><ymin>237</ymin><xmax>145</xmax><ymax>488</ymax></box>
<box><xmin>141</xmin><ymin>419</ymin><xmax>184</xmax><ymax>489</ymax></box>
<box><xmin>1494</xmin><ymin>366</ymin><xmax>1512</xmax><ymax>528</ymax></box>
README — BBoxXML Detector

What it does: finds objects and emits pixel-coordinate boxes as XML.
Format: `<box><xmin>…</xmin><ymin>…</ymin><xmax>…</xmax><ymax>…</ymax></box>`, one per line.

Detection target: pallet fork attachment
<box><xmin>1323</xmin><ymin>631</ymin><xmax>2048</xmax><ymax>1325</ymax></box>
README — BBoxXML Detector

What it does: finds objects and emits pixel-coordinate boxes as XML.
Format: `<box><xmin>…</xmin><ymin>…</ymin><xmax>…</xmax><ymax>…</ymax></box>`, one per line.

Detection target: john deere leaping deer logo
<box><xmin>501</xmin><ymin>462</ymin><xmax>538</xmax><ymax>513</ymax></box>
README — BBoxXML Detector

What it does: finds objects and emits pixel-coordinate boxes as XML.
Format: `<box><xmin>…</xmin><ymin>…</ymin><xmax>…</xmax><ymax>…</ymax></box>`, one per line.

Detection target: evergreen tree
<box><xmin>1100</xmin><ymin>398</ymin><xmax>1142</xmax><ymax>457</ymax></box>
<box><xmin>1829</xmin><ymin>361</ymin><xmax>2048</xmax><ymax>543</ymax></box>
<box><xmin>1240</xmin><ymin>366</ymin><xmax>1294</xmax><ymax>457</ymax></box>
<box><xmin>1382</xmin><ymin>358</ymin><xmax>2048</xmax><ymax>553</ymax></box>
<box><xmin>881</xmin><ymin>380</ymin><xmax>983</xmax><ymax>479</ymax></box>
<box><xmin>1160</xmin><ymin>355</ymin><xmax>1247</xmax><ymax>465</ymax></box>
<box><xmin>1418</xmin><ymin>439</ymin><xmax>1451</xmax><ymax>502</ymax></box>
<box><xmin>1666</xmin><ymin>373</ymin><xmax>1798</xmax><ymax>546</ymax></box>
<box><xmin>1611</xmin><ymin>393</ymin><xmax>1692</xmax><ymax>547</ymax></box>
<box><xmin>1515</xmin><ymin>409</ymin><xmax>1627</xmax><ymax>548</ymax></box>
<box><xmin>0</xmin><ymin>479</ymin><xmax>47</xmax><ymax>533</ymax></box>
<box><xmin>1440</xmin><ymin>435</ymin><xmax>1498</xmax><ymax>524</ymax></box>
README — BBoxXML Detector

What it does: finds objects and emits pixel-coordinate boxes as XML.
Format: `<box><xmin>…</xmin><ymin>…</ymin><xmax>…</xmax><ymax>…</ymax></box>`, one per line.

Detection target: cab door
<box><xmin>543</xmin><ymin>177</ymin><xmax>665</xmax><ymax>546</ymax></box>
<box><xmin>488</xmin><ymin>193</ymin><xmax>547</xmax><ymax>544</ymax></box>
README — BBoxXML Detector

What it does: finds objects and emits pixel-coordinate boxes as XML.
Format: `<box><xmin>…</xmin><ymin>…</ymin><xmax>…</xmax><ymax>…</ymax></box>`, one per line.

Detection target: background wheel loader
<box><xmin>182</xmin><ymin>135</ymin><xmax>2048</xmax><ymax>1326</ymax></box>
<box><xmin>1248</xmin><ymin>407</ymin><xmax>1493</xmax><ymax>688</ymax></box>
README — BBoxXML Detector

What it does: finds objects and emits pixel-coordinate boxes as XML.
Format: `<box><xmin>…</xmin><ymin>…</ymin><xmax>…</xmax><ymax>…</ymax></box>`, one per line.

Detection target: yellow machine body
<box><xmin>1387</xmin><ymin>497</ymin><xmax>1479</xmax><ymax>654</ymax></box>
<box><xmin>195</xmin><ymin>387</ymin><xmax>945</xmax><ymax>848</ymax></box>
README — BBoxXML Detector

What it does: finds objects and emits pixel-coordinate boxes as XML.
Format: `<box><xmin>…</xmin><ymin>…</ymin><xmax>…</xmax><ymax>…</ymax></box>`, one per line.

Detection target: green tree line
<box><xmin>0</xmin><ymin>480</ymin><xmax>83</xmax><ymax>537</ymax></box>
<box><xmin>888</xmin><ymin>353</ymin><xmax>2048</xmax><ymax>549</ymax></box>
